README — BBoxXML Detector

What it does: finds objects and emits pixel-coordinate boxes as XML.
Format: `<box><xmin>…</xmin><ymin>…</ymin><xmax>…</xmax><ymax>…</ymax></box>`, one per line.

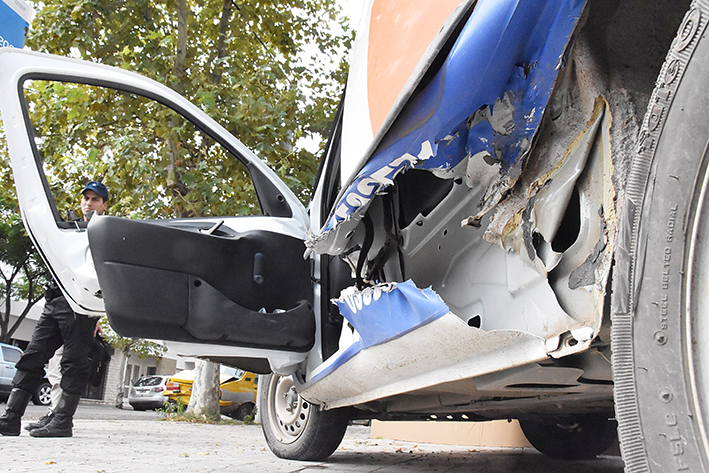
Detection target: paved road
<box><xmin>0</xmin><ymin>404</ymin><xmax>626</xmax><ymax>472</ymax></box>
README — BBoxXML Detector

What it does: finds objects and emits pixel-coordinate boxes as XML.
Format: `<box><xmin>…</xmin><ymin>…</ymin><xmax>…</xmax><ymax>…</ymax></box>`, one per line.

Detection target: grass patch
<box><xmin>158</xmin><ymin>397</ymin><xmax>187</xmax><ymax>417</ymax></box>
<box><xmin>159</xmin><ymin>411</ymin><xmax>239</xmax><ymax>425</ymax></box>
<box><xmin>242</xmin><ymin>406</ymin><xmax>257</xmax><ymax>425</ymax></box>
<box><xmin>157</xmin><ymin>398</ymin><xmax>253</xmax><ymax>425</ymax></box>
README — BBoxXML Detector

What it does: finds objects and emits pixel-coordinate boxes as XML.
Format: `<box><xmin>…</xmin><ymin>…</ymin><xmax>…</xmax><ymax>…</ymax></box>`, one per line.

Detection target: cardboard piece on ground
<box><xmin>371</xmin><ymin>419</ymin><xmax>532</xmax><ymax>448</ymax></box>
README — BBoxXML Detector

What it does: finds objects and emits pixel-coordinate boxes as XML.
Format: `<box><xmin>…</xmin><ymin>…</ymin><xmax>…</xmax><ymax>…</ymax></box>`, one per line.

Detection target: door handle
<box><xmin>253</xmin><ymin>253</ymin><xmax>264</xmax><ymax>285</ymax></box>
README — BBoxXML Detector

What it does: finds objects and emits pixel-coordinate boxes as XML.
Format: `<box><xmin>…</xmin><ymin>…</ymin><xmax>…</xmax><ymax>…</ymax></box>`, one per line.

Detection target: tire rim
<box><xmin>685</xmin><ymin>141</ymin><xmax>709</xmax><ymax>463</ymax></box>
<box><xmin>266</xmin><ymin>375</ymin><xmax>311</xmax><ymax>444</ymax></box>
<box><xmin>38</xmin><ymin>385</ymin><xmax>52</xmax><ymax>405</ymax></box>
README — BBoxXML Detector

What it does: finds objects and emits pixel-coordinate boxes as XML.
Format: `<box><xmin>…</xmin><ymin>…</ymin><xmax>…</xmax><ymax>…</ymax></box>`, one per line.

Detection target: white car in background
<box><xmin>0</xmin><ymin>343</ymin><xmax>52</xmax><ymax>406</ymax></box>
<box><xmin>127</xmin><ymin>375</ymin><xmax>171</xmax><ymax>411</ymax></box>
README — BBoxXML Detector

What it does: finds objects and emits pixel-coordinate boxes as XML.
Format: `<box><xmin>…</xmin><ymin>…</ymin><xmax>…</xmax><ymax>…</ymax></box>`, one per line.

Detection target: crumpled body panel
<box><xmin>310</xmin><ymin>0</ymin><xmax>587</xmax><ymax>254</ymax></box>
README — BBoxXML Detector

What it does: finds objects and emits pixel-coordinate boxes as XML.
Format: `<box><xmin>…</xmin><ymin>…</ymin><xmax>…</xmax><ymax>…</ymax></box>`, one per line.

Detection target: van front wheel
<box><xmin>260</xmin><ymin>374</ymin><xmax>350</xmax><ymax>461</ymax></box>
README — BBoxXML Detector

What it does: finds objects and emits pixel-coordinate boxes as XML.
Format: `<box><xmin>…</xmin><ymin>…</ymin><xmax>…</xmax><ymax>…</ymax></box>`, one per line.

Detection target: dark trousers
<box><xmin>13</xmin><ymin>294</ymin><xmax>97</xmax><ymax>395</ymax></box>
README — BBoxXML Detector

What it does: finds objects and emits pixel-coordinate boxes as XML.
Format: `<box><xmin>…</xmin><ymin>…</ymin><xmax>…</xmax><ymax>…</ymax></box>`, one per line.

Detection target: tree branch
<box><xmin>6</xmin><ymin>293</ymin><xmax>43</xmax><ymax>341</ymax></box>
<box><xmin>211</xmin><ymin>0</ymin><xmax>234</xmax><ymax>84</ymax></box>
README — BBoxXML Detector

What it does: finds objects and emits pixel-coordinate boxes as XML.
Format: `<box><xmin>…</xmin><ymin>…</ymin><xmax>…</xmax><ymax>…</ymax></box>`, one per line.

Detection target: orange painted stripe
<box><xmin>367</xmin><ymin>0</ymin><xmax>464</xmax><ymax>136</ymax></box>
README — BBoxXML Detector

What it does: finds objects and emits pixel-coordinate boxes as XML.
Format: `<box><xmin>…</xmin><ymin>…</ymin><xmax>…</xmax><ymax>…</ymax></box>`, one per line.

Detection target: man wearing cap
<box><xmin>80</xmin><ymin>181</ymin><xmax>109</xmax><ymax>220</ymax></box>
<box><xmin>0</xmin><ymin>181</ymin><xmax>109</xmax><ymax>438</ymax></box>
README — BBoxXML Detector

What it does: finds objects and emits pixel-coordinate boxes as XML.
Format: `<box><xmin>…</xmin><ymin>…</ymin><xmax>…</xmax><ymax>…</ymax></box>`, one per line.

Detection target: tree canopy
<box><xmin>0</xmin><ymin>189</ymin><xmax>50</xmax><ymax>343</ymax></box>
<box><xmin>19</xmin><ymin>0</ymin><xmax>352</xmax><ymax>219</ymax></box>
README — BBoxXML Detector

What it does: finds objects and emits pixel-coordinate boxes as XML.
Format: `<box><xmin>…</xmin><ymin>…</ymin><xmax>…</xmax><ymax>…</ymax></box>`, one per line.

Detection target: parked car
<box><xmin>0</xmin><ymin>343</ymin><xmax>52</xmax><ymax>406</ymax></box>
<box><xmin>2</xmin><ymin>0</ymin><xmax>707</xmax><ymax>470</ymax></box>
<box><xmin>127</xmin><ymin>375</ymin><xmax>171</xmax><ymax>411</ymax></box>
<box><xmin>165</xmin><ymin>367</ymin><xmax>257</xmax><ymax>420</ymax></box>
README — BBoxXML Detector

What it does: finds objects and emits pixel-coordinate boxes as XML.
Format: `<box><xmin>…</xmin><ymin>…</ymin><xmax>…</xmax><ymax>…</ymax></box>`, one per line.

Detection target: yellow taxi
<box><xmin>164</xmin><ymin>366</ymin><xmax>257</xmax><ymax>420</ymax></box>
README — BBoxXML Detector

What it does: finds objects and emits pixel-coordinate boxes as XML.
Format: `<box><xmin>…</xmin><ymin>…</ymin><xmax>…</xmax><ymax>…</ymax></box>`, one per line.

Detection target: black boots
<box><xmin>25</xmin><ymin>411</ymin><xmax>54</xmax><ymax>431</ymax></box>
<box><xmin>0</xmin><ymin>388</ymin><xmax>33</xmax><ymax>436</ymax></box>
<box><xmin>0</xmin><ymin>390</ymin><xmax>80</xmax><ymax>437</ymax></box>
<box><xmin>30</xmin><ymin>393</ymin><xmax>81</xmax><ymax>438</ymax></box>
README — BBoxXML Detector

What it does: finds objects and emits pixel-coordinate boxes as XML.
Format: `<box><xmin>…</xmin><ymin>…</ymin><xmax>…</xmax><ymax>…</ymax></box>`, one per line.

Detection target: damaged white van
<box><xmin>1</xmin><ymin>0</ymin><xmax>706</xmax><ymax>470</ymax></box>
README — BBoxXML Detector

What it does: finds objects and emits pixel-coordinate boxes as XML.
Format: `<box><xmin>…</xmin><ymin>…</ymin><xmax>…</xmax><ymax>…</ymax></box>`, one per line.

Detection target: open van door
<box><xmin>0</xmin><ymin>48</ymin><xmax>314</xmax><ymax>373</ymax></box>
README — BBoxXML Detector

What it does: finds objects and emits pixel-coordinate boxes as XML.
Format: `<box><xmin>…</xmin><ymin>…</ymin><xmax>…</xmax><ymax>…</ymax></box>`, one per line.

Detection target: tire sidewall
<box><xmin>614</xmin><ymin>3</ymin><xmax>709</xmax><ymax>471</ymax></box>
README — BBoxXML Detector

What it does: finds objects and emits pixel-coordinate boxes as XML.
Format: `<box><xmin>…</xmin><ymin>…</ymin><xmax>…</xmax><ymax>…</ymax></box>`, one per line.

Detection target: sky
<box><xmin>340</xmin><ymin>0</ymin><xmax>366</xmax><ymax>34</ymax></box>
<box><xmin>295</xmin><ymin>0</ymin><xmax>366</xmax><ymax>154</ymax></box>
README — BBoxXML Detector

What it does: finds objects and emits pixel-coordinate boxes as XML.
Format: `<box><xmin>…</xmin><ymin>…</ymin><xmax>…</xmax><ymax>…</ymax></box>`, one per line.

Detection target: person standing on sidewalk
<box><xmin>25</xmin><ymin>322</ymin><xmax>109</xmax><ymax>433</ymax></box>
<box><xmin>0</xmin><ymin>181</ymin><xmax>109</xmax><ymax>438</ymax></box>
<box><xmin>24</xmin><ymin>345</ymin><xmax>64</xmax><ymax>432</ymax></box>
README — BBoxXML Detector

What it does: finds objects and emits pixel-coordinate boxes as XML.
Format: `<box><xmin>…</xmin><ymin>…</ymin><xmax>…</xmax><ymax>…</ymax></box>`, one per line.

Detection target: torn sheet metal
<box><xmin>308</xmin><ymin>0</ymin><xmax>588</xmax><ymax>254</ymax></box>
<box><xmin>306</xmin><ymin>280</ymin><xmax>449</xmax><ymax>385</ymax></box>
<box><xmin>299</xmin><ymin>311</ymin><xmax>550</xmax><ymax>409</ymax></box>
<box><xmin>493</xmin><ymin>96</ymin><xmax>615</xmax><ymax>337</ymax></box>
<box><xmin>532</xmin><ymin>101</ymin><xmax>606</xmax><ymax>250</ymax></box>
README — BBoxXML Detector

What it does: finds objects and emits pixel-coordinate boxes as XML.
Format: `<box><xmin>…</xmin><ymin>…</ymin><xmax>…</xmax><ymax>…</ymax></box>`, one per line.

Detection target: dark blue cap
<box><xmin>82</xmin><ymin>181</ymin><xmax>109</xmax><ymax>201</ymax></box>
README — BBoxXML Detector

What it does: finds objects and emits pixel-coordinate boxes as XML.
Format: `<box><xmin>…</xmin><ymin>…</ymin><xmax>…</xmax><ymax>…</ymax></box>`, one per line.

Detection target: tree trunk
<box><xmin>210</xmin><ymin>0</ymin><xmax>233</xmax><ymax>84</ymax></box>
<box><xmin>187</xmin><ymin>359</ymin><xmax>220</xmax><ymax>421</ymax></box>
<box><xmin>116</xmin><ymin>349</ymin><xmax>130</xmax><ymax>408</ymax></box>
<box><xmin>171</xmin><ymin>4</ymin><xmax>219</xmax><ymax>418</ymax></box>
<box><xmin>165</xmin><ymin>0</ymin><xmax>192</xmax><ymax>218</ymax></box>
<box><xmin>174</xmin><ymin>0</ymin><xmax>188</xmax><ymax>89</ymax></box>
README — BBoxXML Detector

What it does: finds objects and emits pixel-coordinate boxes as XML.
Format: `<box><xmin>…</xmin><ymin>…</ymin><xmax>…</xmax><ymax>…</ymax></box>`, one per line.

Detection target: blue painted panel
<box><xmin>334</xmin><ymin>280</ymin><xmax>449</xmax><ymax>348</ymax></box>
<box><xmin>324</xmin><ymin>0</ymin><xmax>586</xmax><ymax>235</ymax></box>
<box><xmin>307</xmin><ymin>280</ymin><xmax>449</xmax><ymax>384</ymax></box>
<box><xmin>0</xmin><ymin>0</ymin><xmax>30</xmax><ymax>48</ymax></box>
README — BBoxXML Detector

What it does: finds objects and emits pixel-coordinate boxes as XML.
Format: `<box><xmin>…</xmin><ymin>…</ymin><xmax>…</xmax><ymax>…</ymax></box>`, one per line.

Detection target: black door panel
<box><xmin>89</xmin><ymin>216</ymin><xmax>314</xmax><ymax>351</ymax></box>
<box><xmin>186</xmin><ymin>278</ymin><xmax>314</xmax><ymax>350</ymax></box>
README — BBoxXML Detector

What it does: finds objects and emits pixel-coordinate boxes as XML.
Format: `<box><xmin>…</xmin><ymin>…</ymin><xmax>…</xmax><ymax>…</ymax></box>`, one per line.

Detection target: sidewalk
<box><xmin>1</xmin><ymin>417</ymin><xmax>625</xmax><ymax>473</ymax></box>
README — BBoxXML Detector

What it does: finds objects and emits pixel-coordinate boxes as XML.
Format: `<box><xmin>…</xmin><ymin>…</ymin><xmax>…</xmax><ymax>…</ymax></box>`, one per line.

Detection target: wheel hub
<box><xmin>268</xmin><ymin>375</ymin><xmax>311</xmax><ymax>444</ymax></box>
<box><xmin>284</xmin><ymin>386</ymin><xmax>298</xmax><ymax>413</ymax></box>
